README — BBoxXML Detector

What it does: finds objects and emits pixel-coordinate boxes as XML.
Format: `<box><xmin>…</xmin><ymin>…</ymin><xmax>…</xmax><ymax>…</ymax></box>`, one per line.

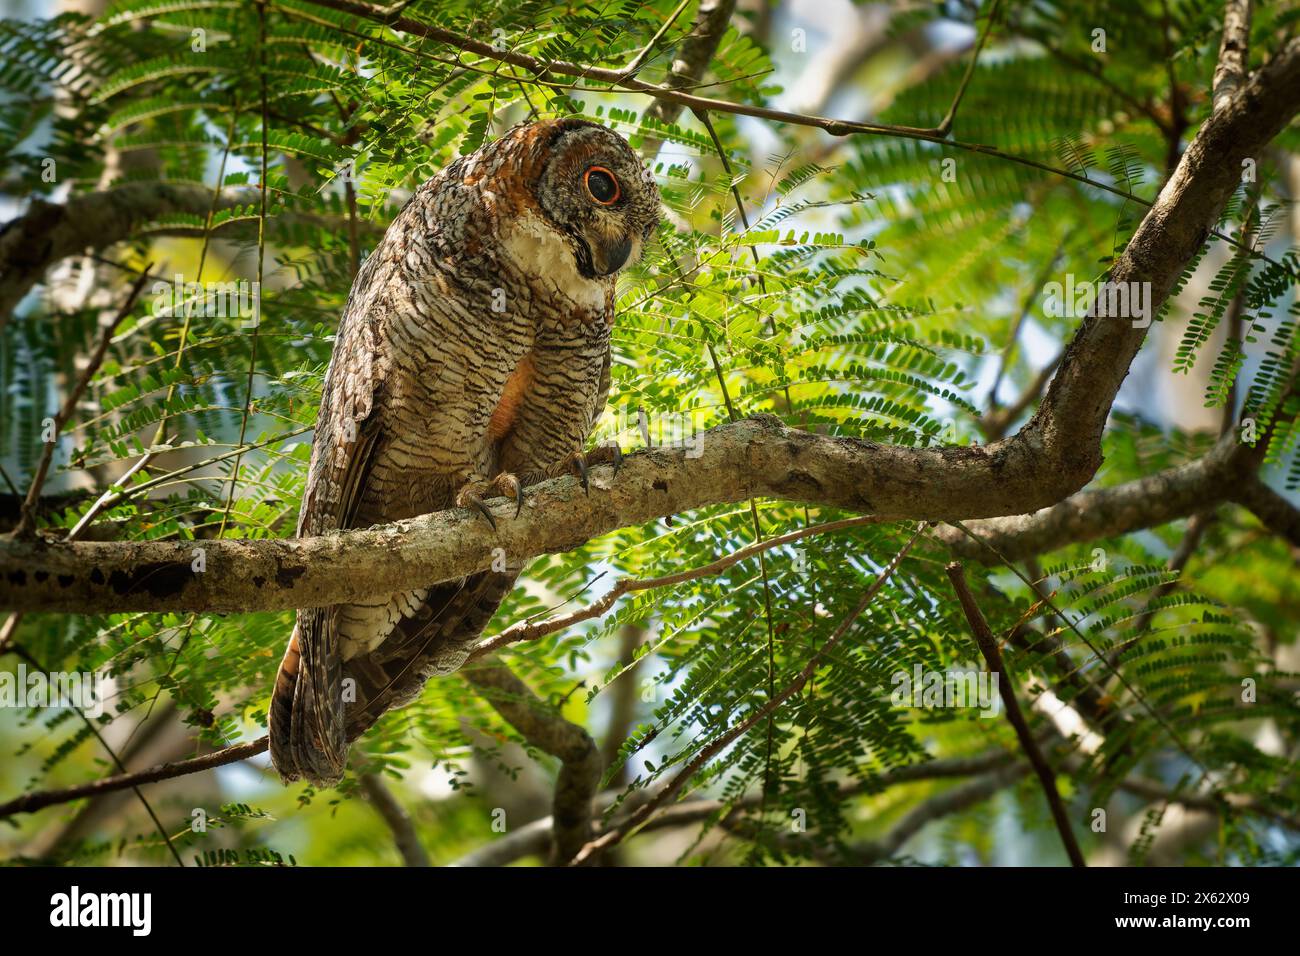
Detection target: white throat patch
<box><xmin>500</xmin><ymin>208</ymin><xmax>608</xmax><ymax>316</ymax></box>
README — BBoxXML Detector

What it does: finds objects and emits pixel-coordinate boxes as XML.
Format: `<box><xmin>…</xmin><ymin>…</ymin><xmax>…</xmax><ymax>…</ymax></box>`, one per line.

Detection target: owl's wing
<box><xmin>270</xmin><ymin>253</ymin><xmax>391</xmax><ymax>785</ymax></box>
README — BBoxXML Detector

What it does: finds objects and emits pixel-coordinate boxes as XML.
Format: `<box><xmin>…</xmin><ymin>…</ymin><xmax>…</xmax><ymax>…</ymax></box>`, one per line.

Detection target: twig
<box><xmin>8</xmin><ymin>644</ymin><xmax>184</xmax><ymax>866</ymax></box>
<box><xmin>618</xmin><ymin>0</ymin><xmax>693</xmax><ymax>80</ymax></box>
<box><xmin>945</xmin><ymin>561</ymin><xmax>1086</xmax><ymax>867</ymax></box>
<box><xmin>0</xmin><ymin>612</ymin><xmax>21</xmax><ymax>657</ymax></box>
<box><xmin>10</xmin><ymin>268</ymin><xmax>151</xmax><ymax>540</ymax></box>
<box><xmin>0</xmin><ymin>737</ymin><xmax>269</xmax><ymax>819</ymax></box>
<box><xmin>66</xmin><ymin>449</ymin><xmax>157</xmax><ymax>540</ymax></box>
<box><xmin>283</xmin><ymin>0</ymin><xmax>1295</xmax><ymax>273</ymax></box>
<box><xmin>469</xmin><ymin>514</ymin><xmax>884</xmax><ymax>660</ymax></box>
<box><xmin>934</xmin><ymin>0</ymin><xmax>1001</xmax><ymax>136</ymax></box>
<box><xmin>358</xmin><ymin>771</ymin><xmax>431</xmax><ymax>866</ymax></box>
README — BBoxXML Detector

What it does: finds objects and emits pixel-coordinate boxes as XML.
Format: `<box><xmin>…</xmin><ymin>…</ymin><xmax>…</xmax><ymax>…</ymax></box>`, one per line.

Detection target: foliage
<box><xmin>0</xmin><ymin>0</ymin><xmax>1297</xmax><ymax>867</ymax></box>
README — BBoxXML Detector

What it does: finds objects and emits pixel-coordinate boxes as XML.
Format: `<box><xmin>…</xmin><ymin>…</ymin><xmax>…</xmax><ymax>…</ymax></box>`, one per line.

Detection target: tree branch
<box><xmin>946</xmin><ymin>561</ymin><xmax>1086</xmax><ymax>866</ymax></box>
<box><xmin>935</xmin><ymin>433</ymin><xmax>1245</xmax><ymax>562</ymax></box>
<box><xmin>467</xmin><ymin>514</ymin><xmax>884</xmax><ymax>661</ymax></box>
<box><xmin>450</xmin><ymin>746</ymin><xmax>1021</xmax><ymax>866</ymax></box>
<box><xmin>839</xmin><ymin>764</ymin><xmax>1032</xmax><ymax>864</ymax></box>
<box><xmin>358</xmin><ymin>771</ymin><xmax>431</xmax><ymax>867</ymax></box>
<box><xmin>0</xmin><ymin>737</ymin><xmax>268</xmax><ymax>819</ymax></box>
<box><xmin>4</xmin><ymin>30</ymin><xmax>1295</xmax><ymax>614</ymax></box>
<box><xmin>461</xmin><ymin>660</ymin><xmax>601</xmax><ymax>865</ymax></box>
<box><xmin>1213</xmin><ymin>0</ymin><xmax>1252</xmax><ymax>112</ymax></box>
<box><xmin>0</xmin><ymin>184</ymin><xmax>248</xmax><ymax>324</ymax></box>
<box><xmin>1232</xmin><ymin>476</ymin><xmax>1300</xmax><ymax>548</ymax></box>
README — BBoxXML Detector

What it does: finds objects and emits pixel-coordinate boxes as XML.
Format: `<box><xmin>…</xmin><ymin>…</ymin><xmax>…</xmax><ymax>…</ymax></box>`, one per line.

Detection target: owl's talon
<box><xmin>573</xmin><ymin>454</ymin><xmax>589</xmax><ymax>494</ymax></box>
<box><xmin>455</xmin><ymin>477</ymin><xmax>499</xmax><ymax>531</ymax></box>
<box><xmin>461</xmin><ymin>491</ymin><xmax>496</xmax><ymax>531</ymax></box>
<box><xmin>456</xmin><ymin>472</ymin><xmax>525</xmax><ymax>528</ymax></box>
<box><xmin>492</xmin><ymin>472</ymin><xmax>524</xmax><ymax>518</ymax></box>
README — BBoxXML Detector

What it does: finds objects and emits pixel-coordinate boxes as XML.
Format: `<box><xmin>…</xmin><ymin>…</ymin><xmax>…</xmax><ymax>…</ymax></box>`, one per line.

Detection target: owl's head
<box><xmin>522</xmin><ymin>119</ymin><xmax>661</xmax><ymax>279</ymax></box>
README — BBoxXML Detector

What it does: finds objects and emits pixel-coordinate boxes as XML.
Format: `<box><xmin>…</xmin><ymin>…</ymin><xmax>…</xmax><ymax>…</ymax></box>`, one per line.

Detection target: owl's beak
<box><xmin>592</xmin><ymin>233</ymin><xmax>635</xmax><ymax>276</ymax></box>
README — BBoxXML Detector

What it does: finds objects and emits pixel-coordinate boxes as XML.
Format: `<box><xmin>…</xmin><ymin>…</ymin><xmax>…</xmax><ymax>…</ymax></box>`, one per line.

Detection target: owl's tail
<box><xmin>268</xmin><ymin>613</ymin><xmax>348</xmax><ymax>787</ymax></box>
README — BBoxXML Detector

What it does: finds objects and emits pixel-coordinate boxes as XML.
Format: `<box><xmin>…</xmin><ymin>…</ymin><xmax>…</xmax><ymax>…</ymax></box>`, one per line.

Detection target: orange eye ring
<box><xmin>584</xmin><ymin>166</ymin><xmax>621</xmax><ymax>205</ymax></box>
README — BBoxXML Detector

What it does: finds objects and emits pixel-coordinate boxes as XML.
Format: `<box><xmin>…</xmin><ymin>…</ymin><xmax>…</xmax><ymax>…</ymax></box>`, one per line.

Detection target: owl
<box><xmin>269</xmin><ymin>119</ymin><xmax>661</xmax><ymax>786</ymax></box>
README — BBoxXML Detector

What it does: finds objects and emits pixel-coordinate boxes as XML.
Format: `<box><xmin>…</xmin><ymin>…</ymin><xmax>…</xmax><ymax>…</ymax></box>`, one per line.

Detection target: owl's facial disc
<box><xmin>532</xmin><ymin>121</ymin><xmax>661</xmax><ymax>280</ymax></box>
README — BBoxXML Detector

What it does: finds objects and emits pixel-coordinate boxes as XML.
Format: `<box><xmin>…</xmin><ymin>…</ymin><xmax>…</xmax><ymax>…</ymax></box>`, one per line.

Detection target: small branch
<box><xmin>0</xmin><ymin>737</ymin><xmax>269</xmax><ymax>819</ymax></box>
<box><xmin>66</xmin><ymin>448</ymin><xmax>157</xmax><ymax>540</ymax></box>
<box><xmin>452</xmin><ymin>745</ymin><xmax>1019</xmax><ymax>866</ymax></box>
<box><xmin>980</xmin><ymin>351</ymin><xmax>1062</xmax><ymax>441</ymax></box>
<box><xmin>10</xmin><ymin>268</ymin><xmax>150</xmax><ymax>540</ymax></box>
<box><xmin>842</xmin><ymin>764</ymin><xmax>1031</xmax><ymax>864</ymax></box>
<box><xmin>4</xmin><ymin>646</ymin><xmax>181</xmax><ymax>867</ymax></box>
<box><xmin>945</xmin><ymin>561</ymin><xmax>1086</xmax><ymax>867</ymax></box>
<box><xmin>469</xmin><ymin>514</ymin><xmax>883</xmax><ymax>660</ymax></box>
<box><xmin>934</xmin><ymin>0</ymin><xmax>1001</xmax><ymax>136</ymax></box>
<box><xmin>358</xmin><ymin>771</ymin><xmax>431</xmax><ymax>867</ymax></box>
<box><xmin>618</xmin><ymin>0</ymin><xmax>693</xmax><ymax>80</ymax></box>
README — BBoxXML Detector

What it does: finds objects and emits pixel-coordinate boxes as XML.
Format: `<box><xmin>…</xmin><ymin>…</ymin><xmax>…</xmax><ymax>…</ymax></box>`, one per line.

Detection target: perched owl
<box><xmin>269</xmin><ymin>119</ymin><xmax>661</xmax><ymax>786</ymax></box>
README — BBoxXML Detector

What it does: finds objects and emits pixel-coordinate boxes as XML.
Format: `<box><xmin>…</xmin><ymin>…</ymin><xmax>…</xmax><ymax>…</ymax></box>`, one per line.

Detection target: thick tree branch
<box><xmin>1213</xmin><ymin>0</ymin><xmax>1252</xmax><ymax>112</ymax></box>
<box><xmin>1232</xmin><ymin>476</ymin><xmax>1300</xmax><ymax>548</ymax></box>
<box><xmin>0</xmin><ymin>184</ymin><xmax>249</xmax><ymax>323</ymax></box>
<box><xmin>2</xmin><ymin>29</ymin><xmax>1296</xmax><ymax>624</ymax></box>
<box><xmin>936</xmin><ymin>433</ymin><xmax>1245</xmax><ymax>562</ymax></box>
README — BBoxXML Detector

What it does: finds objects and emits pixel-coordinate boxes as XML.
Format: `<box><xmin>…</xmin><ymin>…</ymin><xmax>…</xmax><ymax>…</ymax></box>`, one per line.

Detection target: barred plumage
<box><xmin>269</xmin><ymin>119</ymin><xmax>660</xmax><ymax>786</ymax></box>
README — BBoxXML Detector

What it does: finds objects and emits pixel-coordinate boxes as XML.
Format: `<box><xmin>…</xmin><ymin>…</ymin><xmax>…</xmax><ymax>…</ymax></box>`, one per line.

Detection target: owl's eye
<box><xmin>583</xmin><ymin>166</ymin><xmax>620</xmax><ymax>205</ymax></box>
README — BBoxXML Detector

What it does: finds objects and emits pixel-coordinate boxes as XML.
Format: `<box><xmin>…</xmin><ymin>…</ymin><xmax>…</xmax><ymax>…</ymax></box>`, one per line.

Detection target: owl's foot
<box><xmin>455</xmin><ymin>472</ymin><xmax>524</xmax><ymax>530</ymax></box>
<box><xmin>562</xmin><ymin>442</ymin><xmax>623</xmax><ymax>494</ymax></box>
